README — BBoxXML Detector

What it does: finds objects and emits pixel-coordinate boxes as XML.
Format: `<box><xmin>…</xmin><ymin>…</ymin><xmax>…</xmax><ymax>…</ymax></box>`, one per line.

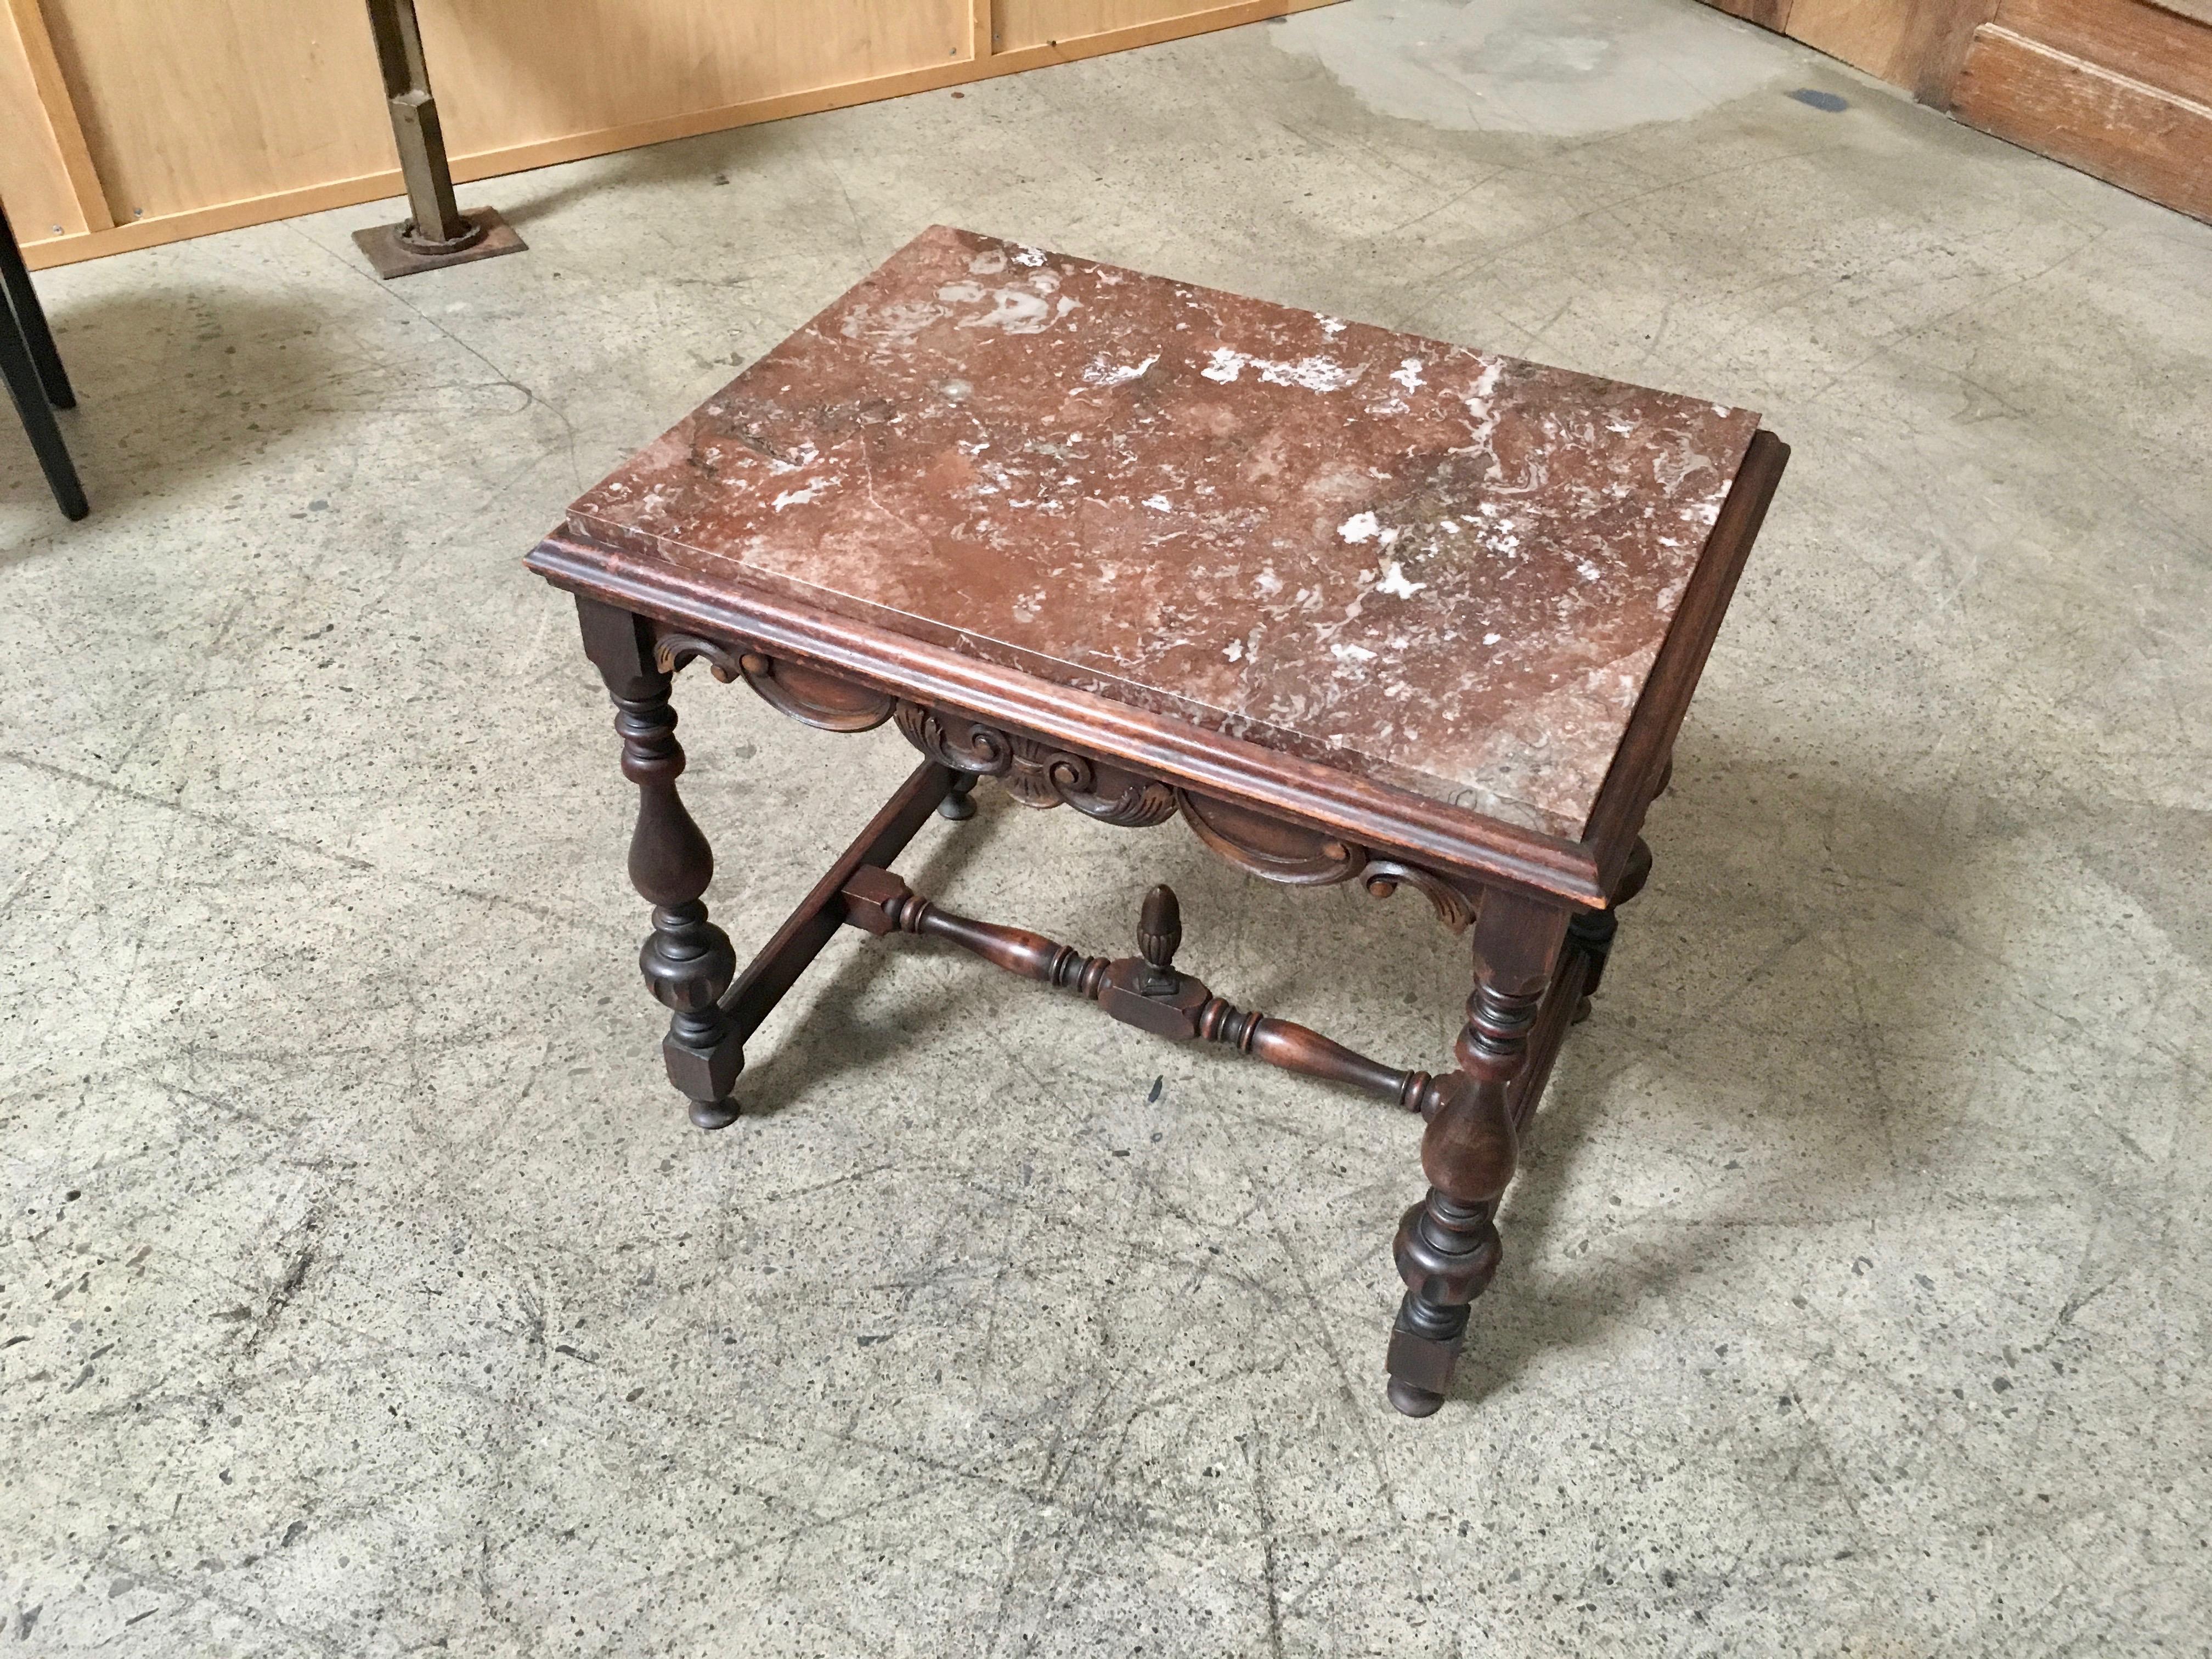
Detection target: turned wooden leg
<box><xmin>578</xmin><ymin>599</ymin><xmax>743</xmax><ymax>1130</ymax></box>
<box><xmin>1572</xmin><ymin>834</ymin><xmax>1652</xmax><ymax>1023</ymax></box>
<box><xmin>1386</xmin><ymin>888</ymin><xmax>1568</xmax><ymax>1417</ymax></box>
<box><xmin>1575</xmin><ymin>754</ymin><xmax>1668</xmax><ymax>1022</ymax></box>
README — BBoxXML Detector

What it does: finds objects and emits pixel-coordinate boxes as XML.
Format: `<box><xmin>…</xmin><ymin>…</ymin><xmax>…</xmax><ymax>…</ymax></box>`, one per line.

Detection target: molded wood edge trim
<box><xmin>1583</xmin><ymin>429</ymin><xmax>1790</xmax><ymax>893</ymax></box>
<box><xmin>525</xmin><ymin>530</ymin><xmax>1613</xmax><ymax>907</ymax></box>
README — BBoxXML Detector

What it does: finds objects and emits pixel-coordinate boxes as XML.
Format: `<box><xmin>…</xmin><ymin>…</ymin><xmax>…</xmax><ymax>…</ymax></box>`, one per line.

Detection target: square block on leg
<box><xmin>1386</xmin><ymin>1315</ymin><xmax>1465</xmax><ymax>1416</ymax></box>
<box><xmin>663</xmin><ymin>1029</ymin><xmax>743</xmax><ymax>1109</ymax></box>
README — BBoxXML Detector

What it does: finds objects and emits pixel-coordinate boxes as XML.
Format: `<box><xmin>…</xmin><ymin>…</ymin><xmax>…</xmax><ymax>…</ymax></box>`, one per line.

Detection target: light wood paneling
<box><xmin>1693</xmin><ymin>0</ymin><xmax>2209</xmax><ymax>221</ymax></box>
<box><xmin>1955</xmin><ymin>24</ymin><xmax>2212</xmax><ymax>219</ymax></box>
<box><xmin>0</xmin><ymin>0</ymin><xmax>101</xmax><ymax>235</ymax></box>
<box><xmin>416</xmin><ymin>0</ymin><xmax>967</xmax><ymax>160</ymax></box>
<box><xmin>1692</xmin><ymin>0</ymin><xmax>2002</xmax><ymax>104</ymax></box>
<box><xmin>1782</xmin><ymin>0</ymin><xmax>1921</xmax><ymax>81</ymax></box>
<box><xmin>0</xmin><ymin>21</ymin><xmax>80</xmax><ymax>238</ymax></box>
<box><xmin>1000</xmin><ymin>0</ymin><xmax>1283</xmax><ymax>53</ymax></box>
<box><xmin>18</xmin><ymin>0</ymin><xmax>1339</xmax><ymax>269</ymax></box>
<box><xmin>1703</xmin><ymin>0</ymin><xmax>1793</xmax><ymax>27</ymax></box>
<box><xmin>21</xmin><ymin>171</ymin><xmax>407</xmax><ymax>266</ymax></box>
<box><xmin>38</xmin><ymin>0</ymin><xmax>392</xmax><ymax>223</ymax></box>
<box><xmin>1905</xmin><ymin>0</ymin><xmax>2005</xmax><ymax>103</ymax></box>
<box><xmin>1781</xmin><ymin>0</ymin><xmax>2002</xmax><ymax>99</ymax></box>
<box><xmin>1993</xmin><ymin>0</ymin><xmax>2212</xmax><ymax>103</ymax></box>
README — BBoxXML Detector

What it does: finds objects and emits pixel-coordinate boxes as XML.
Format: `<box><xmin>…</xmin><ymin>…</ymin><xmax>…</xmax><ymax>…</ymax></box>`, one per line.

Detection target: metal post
<box><xmin>0</xmin><ymin>201</ymin><xmax>87</xmax><ymax>520</ymax></box>
<box><xmin>369</xmin><ymin>0</ymin><xmax>472</xmax><ymax>248</ymax></box>
<box><xmin>351</xmin><ymin>0</ymin><xmax>526</xmax><ymax>278</ymax></box>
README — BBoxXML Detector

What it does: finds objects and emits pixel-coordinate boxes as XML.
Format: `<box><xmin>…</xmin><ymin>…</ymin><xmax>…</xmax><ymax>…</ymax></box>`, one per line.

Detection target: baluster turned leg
<box><xmin>578</xmin><ymin>600</ymin><xmax>743</xmax><ymax>1130</ymax></box>
<box><xmin>1386</xmin><ymin>888</ymin><xmax>1568</xmax><ymax>1416</ymax></box>
<box><xmin>1576</xmin><ymin>754</ymin><xmax>1669</xmax><ymax>1022</ymax></box>
<box><xmin>1571</xmin><ymin>834</ymin><xmax>1652</xmax><ymax>1023</ymax></box>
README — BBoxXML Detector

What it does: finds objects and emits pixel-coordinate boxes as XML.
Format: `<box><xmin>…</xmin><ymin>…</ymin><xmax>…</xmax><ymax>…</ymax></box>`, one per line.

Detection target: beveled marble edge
<box><xmin>524</xmin><ymin>527</ymin><xmax>1613</xmax><ymax>907</ymax></box>
<box><xmin>546</xmin><ymin>526</ymin><xmax>1590</xmax><ymax>839</ymax></box>
<box><xmin>1581</xmin><ymin>428</ymin><xmax>1791</xmax><ymax>885</ymax></box>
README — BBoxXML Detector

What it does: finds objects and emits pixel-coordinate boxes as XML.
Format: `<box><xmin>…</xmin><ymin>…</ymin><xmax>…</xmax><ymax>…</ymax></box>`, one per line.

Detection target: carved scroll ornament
<box><xmin>1177</xmin><ymin>789</ymin><xmax>1479</xmax><ymax>933</ymax></box>
<box><xmin>657</xmin><ymin>632</ymin><xmax>895</xmax><ymax>732</ymax></box>
<box><xmin>664</xmin><ymin>632</ymin><xmax>1477</xmax><ymax>934</ymax></box>
<box><xmin>893</xmin><ymin>703</ymin><xmax>1179</xmax><ymax>828</ymax></box>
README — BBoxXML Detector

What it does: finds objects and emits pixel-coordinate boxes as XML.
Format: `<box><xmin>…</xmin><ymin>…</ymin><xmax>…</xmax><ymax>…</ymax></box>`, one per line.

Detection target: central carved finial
<box><xmin>1137</xmin><ymin>884</ymin><xmax>1182</xmax><ymax>994</ymax></box>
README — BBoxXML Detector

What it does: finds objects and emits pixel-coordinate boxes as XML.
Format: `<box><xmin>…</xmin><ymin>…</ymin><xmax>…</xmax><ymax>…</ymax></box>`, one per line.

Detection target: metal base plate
<box><xmin>351</xmin><ymin>207</ymin><xmax>526</xmax><ymax>279</ymax></box>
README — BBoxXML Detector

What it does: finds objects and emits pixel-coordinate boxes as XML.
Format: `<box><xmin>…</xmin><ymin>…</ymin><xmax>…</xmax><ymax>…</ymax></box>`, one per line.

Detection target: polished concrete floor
<box><xmin>4</xmin><ymin>2</ymin><xmax>2208</xmax><ymax>1654</ymax></box>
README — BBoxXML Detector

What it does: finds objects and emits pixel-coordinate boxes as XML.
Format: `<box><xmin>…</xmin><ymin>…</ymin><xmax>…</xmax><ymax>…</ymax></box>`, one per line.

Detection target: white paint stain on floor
<box><xmin>1273</xmin><ymin>0</ymin><xmax>1790</xmax><ymax>136</ymax></box>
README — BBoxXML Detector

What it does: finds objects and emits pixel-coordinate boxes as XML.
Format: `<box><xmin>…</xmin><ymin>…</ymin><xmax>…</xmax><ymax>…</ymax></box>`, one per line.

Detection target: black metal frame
<box><xmin>0</xmin><ymin>200</ymin><xmax>86</xmax><ymax>522</ymax></box>
<box><xmin>350</xmin><ymin>0</ymin><xmax>526</xmax><ymax>279</ymax></box>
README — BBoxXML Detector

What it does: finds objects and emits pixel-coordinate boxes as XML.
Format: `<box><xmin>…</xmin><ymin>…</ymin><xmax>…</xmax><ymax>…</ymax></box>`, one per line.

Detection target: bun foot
<box><xmin>689</xmin><ymin>1096</ymin><xmax>742</xmax><ymax>1131</ymax></box>
<box><xmin>938</xmin><ymin>775</ymin><xmax>979</xmax><ymax>820</ymax></box>
<box><xmin>1387</xmin><ymin>1378</ymin><xmax>1445</xmax><ymax>1417</ymax></box>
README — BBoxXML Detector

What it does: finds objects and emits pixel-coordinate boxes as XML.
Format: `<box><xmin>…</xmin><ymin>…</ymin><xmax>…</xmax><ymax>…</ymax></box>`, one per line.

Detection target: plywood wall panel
<box><xmin>1904</xmin><ymin>0</ymin><xmax>2006</xmax><ymax>103</ymax></box>
<box><xmin>418</xmin><ymin>0</ymin><xmax>968</xmax><ymax>159</ymax></box>
<box><xmin>16</xmin><ymin>0</ymin><xmax>1340</xmax><ymax>267</ymax></box>
<box><xmin>1994</xmin><ymin>0</ymin><xmax>2212</xmax><ymax>104</ymax></box>
<box><xmin>38</xmin><ymin>0</ymin><xmax>392</xmax><ymax>222</ymax></box>
<box><xmin>1955</xmin><ymin>24</ymin><xmax>2212</xmax><ymax>222</ymax></box>
<box><xmin>1691</xmin><ymin>0</ymin><xmax>2001</xmax><ymax>104</ymax></box>
<box><xmin>1782</xmin><ymin>0</ymin><xmax>1922</xmax><ymax>81</ymax></box>
<box><xmin>1000</xmin><ymin>0</ymin><xmax>1244</xmax><ymax>53</ymax></box>
<box><xmin>1703</xmin><ymin>0</ymin><xmax>1795</xmax><ymax>29</ymax></box>
<box><xmin>0</xmin><ymin>5</ymin><xmax>86</xmax><ymax>239</ymax></box>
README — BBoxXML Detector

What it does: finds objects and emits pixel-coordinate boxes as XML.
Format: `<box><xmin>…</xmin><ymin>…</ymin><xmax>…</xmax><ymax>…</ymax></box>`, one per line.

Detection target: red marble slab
<box><xmin>567</xmin><ymin>225</ymin><xmax>1763</xmax><ymax>840</ymax></box>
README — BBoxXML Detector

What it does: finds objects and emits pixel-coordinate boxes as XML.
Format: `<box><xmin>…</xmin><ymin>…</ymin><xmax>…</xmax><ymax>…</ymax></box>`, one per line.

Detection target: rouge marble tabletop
<box><xmin>565</xmin><ymin>225</ymin><xmax>1764</xmax><ymax>840</ymax></box>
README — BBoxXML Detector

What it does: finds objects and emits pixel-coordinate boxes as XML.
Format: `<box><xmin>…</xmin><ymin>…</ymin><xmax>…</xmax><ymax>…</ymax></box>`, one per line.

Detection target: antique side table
<box><xmin>527</xmin><ymin>226</ymin><xmax>1787</xmax><ymax>1417</ymax></box>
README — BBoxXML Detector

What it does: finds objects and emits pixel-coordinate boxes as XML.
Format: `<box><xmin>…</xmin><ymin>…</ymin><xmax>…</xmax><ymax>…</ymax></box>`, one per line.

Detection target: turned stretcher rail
<box><xmin>838</xmin><ymin>863</ymin><xmax>1453</xmax><ymax>1119</ymax></box>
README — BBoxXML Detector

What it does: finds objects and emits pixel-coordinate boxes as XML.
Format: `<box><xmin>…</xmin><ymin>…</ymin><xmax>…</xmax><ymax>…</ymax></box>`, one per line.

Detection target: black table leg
<box><xmin>0</xmin><ymin>204</ymin><xmax>86</xmax><ymax>520</ymax></box>
<box><xmin>0</xmin><ymin>307</ymin><xmax>86</xmax><ymax>521</ymax></box>
<box><xmin>0</xmin><ymin>203</ymin><xmax>74</xmax><ymax>409</ymax></box>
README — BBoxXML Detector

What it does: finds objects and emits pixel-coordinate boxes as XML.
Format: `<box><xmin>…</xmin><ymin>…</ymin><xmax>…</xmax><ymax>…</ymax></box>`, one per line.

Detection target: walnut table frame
<box><xmin>528</xmin><ymin>227</ymin><xmax>1789</xmax><ymax>1417</ymax></box>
